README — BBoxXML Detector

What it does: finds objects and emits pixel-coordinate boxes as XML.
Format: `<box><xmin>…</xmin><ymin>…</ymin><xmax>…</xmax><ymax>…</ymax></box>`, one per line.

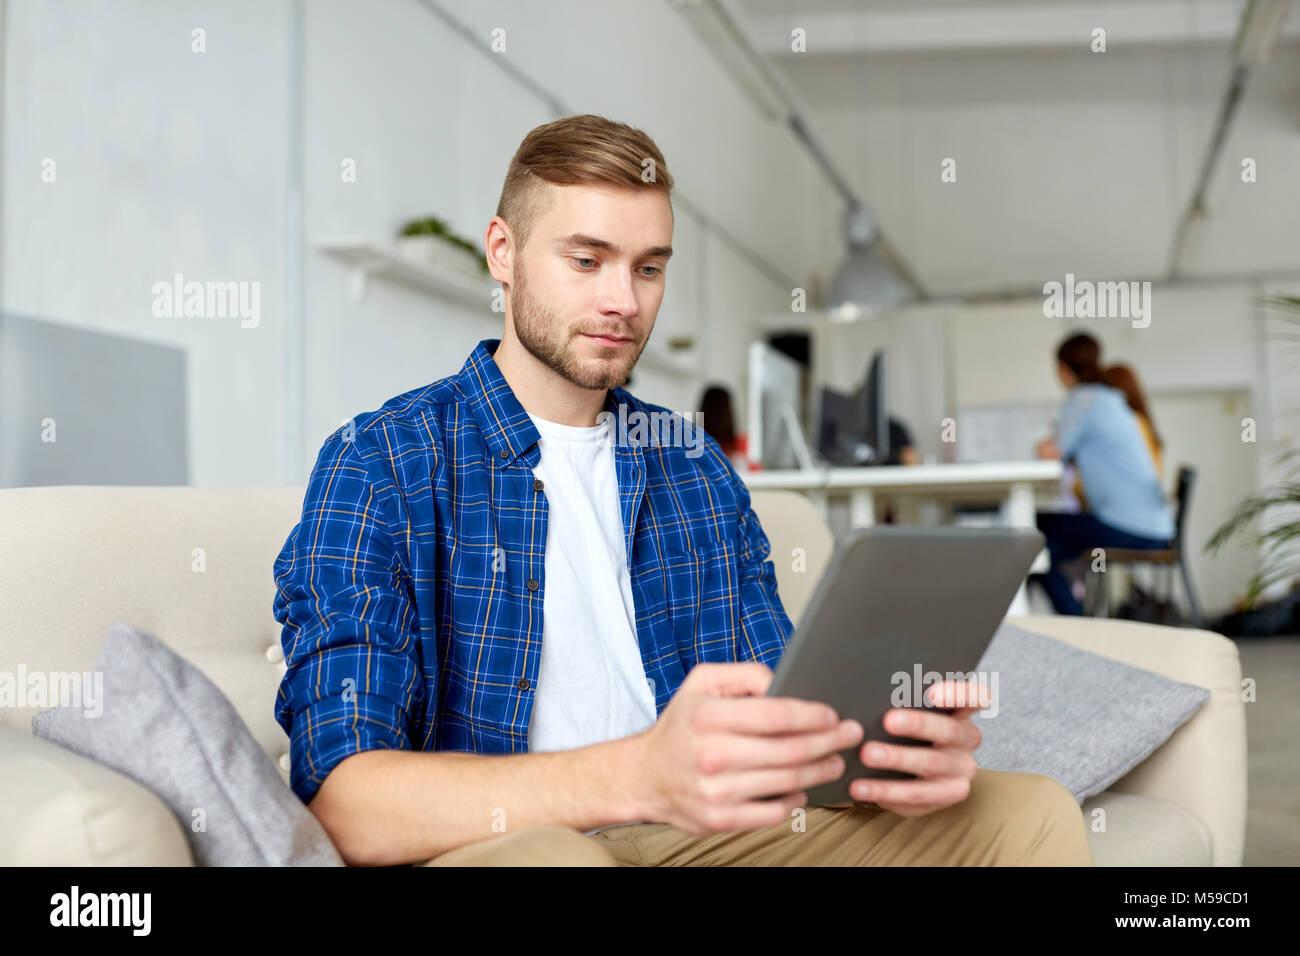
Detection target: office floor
<box><xmin>1236</xmin><ymin>636</ymin><xmax>1300</xmax><ymax>866</ymax></box>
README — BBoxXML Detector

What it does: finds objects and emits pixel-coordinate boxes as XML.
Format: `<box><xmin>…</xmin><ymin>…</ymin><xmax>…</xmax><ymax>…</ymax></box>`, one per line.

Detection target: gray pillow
<box><xmin>32</xmin><ymin>621</ymin><xmax>342</xmax><ymax>866</ymax></box>
<box><xmin>971</xmin><ymin>620</ymin><xmax>1210</xmax><ymax>802</ymax></box>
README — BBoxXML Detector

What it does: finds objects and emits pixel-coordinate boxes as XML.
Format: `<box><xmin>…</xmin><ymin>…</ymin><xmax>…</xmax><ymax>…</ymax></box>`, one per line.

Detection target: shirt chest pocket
<box><xmin>659</xmin><ymin>523</ymin><xmax>740</xmax><ymax>656</ymax></box>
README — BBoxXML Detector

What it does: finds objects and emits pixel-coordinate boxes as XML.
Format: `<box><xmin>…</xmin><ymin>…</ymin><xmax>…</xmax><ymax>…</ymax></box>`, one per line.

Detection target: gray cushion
<box><xmin>32</xmin><ymin>621</ymin><xmax>342</xmax><ymax>866</ymax></box>
<box><xmin>972</xmin><ymin>621</ymin><xmax>1210</xmax><ymax>802</ymax></box>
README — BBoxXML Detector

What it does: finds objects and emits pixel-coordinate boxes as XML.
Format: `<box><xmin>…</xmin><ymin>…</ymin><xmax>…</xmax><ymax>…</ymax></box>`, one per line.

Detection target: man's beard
<box><xmin>510</xmin><ymin>261</ymin><xmax>646</xmax><ymax>391</ymax></box>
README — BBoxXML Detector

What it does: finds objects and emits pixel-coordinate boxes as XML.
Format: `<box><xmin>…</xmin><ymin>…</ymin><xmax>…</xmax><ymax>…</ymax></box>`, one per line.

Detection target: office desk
<box><xmin>741</xmin><ymin>460</ymin><xmax>1063</xmax><ymax>614</ymax></box>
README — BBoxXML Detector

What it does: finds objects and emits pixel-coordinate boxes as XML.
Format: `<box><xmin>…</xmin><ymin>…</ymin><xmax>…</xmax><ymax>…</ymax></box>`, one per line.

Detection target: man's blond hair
<box><xmin>495</xmin><ymin>114</ymin><xmax>674</xmax><ymax>252</ymax></box>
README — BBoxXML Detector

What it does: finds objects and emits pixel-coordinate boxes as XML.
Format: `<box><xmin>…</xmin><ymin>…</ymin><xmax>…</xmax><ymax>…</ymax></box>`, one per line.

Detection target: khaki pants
<box><xmin>421</xmin><ymin>769</ymin><xmax>1094</xmax><ymax>866</ymax></box>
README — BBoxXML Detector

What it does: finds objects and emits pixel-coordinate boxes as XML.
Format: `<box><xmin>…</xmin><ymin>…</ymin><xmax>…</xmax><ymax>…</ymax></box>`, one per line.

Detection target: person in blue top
<box><xmin>1033</xmin><ymin>332</ymin><xmax>1175</xmax><ymax>615</ymax></box>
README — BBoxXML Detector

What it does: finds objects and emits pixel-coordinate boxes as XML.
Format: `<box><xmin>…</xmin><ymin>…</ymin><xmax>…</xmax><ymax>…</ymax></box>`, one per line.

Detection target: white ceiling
<box><xmin>727</xmin><ymin>0</ymin><xmax>1300</xmax><ymax>297</ymax></box>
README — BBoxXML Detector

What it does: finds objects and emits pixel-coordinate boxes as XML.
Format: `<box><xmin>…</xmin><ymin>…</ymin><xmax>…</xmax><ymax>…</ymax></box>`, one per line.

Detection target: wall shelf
<box><xmin>316</xmin><ymin>238</ymin><xmax>498</xmax><ymax>308</ymax></box>
<box><xmin>317</xmin><ymin>238</ymin><xmax>701</xmax><ymax>378</ymax></box>
<box><xmin>633</xmin><ymin>339</ymin><xmax>705</xmax><ymax>378</ymax></box>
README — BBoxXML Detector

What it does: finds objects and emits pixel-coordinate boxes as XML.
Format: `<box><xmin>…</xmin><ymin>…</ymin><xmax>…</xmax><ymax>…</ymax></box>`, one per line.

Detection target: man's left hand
<box><xmin>847</xmin><ymin>679</ymin><xmax>990</xmax><ymax>817</ymax></box>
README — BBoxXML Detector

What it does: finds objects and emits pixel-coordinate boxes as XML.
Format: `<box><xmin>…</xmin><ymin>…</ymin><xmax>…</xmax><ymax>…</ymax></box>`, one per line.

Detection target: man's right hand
<box><xmin>632</xmin><ymin>662</ymin><xmax>865</xmax><ymax>835</ymax></box>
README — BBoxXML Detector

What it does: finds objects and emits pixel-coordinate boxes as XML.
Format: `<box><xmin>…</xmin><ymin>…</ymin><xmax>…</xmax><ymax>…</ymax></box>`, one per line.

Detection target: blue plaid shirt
<box><xmin>273</xmin><ymin>338</ymin><xmax>793</xmax><ymax>804</ymax></box>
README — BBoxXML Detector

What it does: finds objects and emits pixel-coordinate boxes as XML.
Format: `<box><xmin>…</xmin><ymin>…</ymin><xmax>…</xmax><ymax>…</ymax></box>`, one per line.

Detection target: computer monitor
<box><xmin>816</xmin><ymin>387</ymin><xmax>863</xmax><ymax>465</ymax></box>
<box><xmin>1</xmin><ymin>311</ymin><xmax>189</xmax><ymax>486</ymax></box>
<box><xmin>815</xmin><ymin>349</ymin><xmax>888</xmax><ymax>466</ymax></box>
<box><xmin>860</xmin><ymin>350</ymin><xmax>889</xmax><ymax>465</ymax></box>
<box><xmin>749</xmin><ymin>341</ymin><xmax>814</xmax><ymax>470</ymax></box>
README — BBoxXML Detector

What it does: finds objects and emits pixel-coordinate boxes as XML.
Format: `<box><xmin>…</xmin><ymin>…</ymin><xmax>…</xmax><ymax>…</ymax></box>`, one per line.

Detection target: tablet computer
<box><xmin>766</xmin><ymin>525</ymin><xmax>1044</xmax><ymax>807</ymax></box>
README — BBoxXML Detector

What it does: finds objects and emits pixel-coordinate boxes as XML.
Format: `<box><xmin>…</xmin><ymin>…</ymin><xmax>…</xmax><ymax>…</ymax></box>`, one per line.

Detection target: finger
<box><xmin>695</xmin><ymin>720</ymin><xmax>863</xmax><ymax>774</ymax></box>
<box><xmin>694</xmin><ymin>694</ymin><xmax>846</xmax><ymax>736</ymax></box>
<box><xmin>882</xmin><ymin>707</ymin><xmax>981</xmax><ymax>750</ymax></box>
<box><xmin>708</xmin><ymin>753</ymin><xmax>847</xmax><ymax>804</ymax></box>
<box><xmin>925</xmin><ymin>679</ymin><xmax>991</xmax><ymax>715</ymax></box>
<box><xmin>859</xmin><ymin>739</ymin><xmax>978</xmax><ymax>780</ymax></box>
<box><xmin>848</xmin><ymin>774</ymin><xmax>971</xmax><ymax>809</ymax></box>
<box><xmin>709</xmin><ymin>790</ymin><xmax>810</xmax><ymax>831</ymax></box>
<box><xmin>687</xmin><ymin>661</ymin><xmax>775</xmax><ymax>697</ymax></box>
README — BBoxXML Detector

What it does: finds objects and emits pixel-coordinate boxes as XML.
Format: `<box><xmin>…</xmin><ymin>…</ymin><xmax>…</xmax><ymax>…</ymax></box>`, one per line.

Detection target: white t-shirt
<box><xmin>525</xmin><ymin>412</ymin><xmax>657</xmax><ymax>833</ymax></box>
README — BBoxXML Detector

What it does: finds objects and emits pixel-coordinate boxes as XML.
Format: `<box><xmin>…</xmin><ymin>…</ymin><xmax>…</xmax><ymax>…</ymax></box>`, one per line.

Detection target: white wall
<box><xmin>298</xmin><ymin>0</ymin><xmax>837</xmax><ymax>470</ymax></box>
<box><xmin>7</xmin><ymin>1</ymin><xmax>1293</xmax><ymax>608</ymax></box>
<box><xmin>2</xmin><ymin>0</ymin><xmax>294</xmax><ymax>485</ymax></box>
<box><xmin>2</xmin><ymin>0</ymin><xmax>839</xmax><ymax>483</ymax></box>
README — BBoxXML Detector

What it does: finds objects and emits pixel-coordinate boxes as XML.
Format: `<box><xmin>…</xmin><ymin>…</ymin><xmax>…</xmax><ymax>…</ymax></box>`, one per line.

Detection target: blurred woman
<box><xmin>1033</xmin><ymin>333</ymin><xmax>1174</xmax><ymax>615</ymax></box>
<box><xmin>700</xmin><ymin>385</ymin><xmax>748</xmax><ymax>471</ymax></box>
<box><xmin>1102</xmin><ymin>363</ymin><xmax>1164</xmax><ymax>478</ymax></box>
<box><xmin>1070</xmin><ymin>363</ymin><xmax>1164</xmax><ymax>511</ymax></box>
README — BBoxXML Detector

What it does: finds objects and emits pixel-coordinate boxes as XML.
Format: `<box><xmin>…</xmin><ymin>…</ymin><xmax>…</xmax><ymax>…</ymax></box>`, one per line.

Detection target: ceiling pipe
<box><xmin>670</xmin><ymin>0</ymin><xmax>927</xmax><ymax>312</ymax></box>
<box><xmin>1167</xmin><ymin>0</ymin><xmax>1293</xmax><ymax>278</ymax></box>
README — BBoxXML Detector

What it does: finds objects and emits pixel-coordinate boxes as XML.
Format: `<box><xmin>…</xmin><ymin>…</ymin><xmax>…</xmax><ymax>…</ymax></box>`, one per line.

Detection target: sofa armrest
<box><xmin>0</xmin><ymin>724</ymin><xmax>193</xmax><ymax>866</ymax></box>
<box><xmin>1016</xmin><ymin>616</ymin><xmax>1247</xmax><ymax>866</ymax></box>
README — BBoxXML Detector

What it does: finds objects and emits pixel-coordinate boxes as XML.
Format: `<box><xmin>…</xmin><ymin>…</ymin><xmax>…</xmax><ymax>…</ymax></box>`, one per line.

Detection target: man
<box><xmin>273</xmin><ymin>114</ymin><xmax>1092</xmax><ymax>867</ymax></box>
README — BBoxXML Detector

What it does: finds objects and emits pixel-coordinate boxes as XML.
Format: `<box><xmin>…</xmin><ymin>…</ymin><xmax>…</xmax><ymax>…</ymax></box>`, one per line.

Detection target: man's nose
<box><xmin>594</xmin><ymin>270</ymin><xmax>640</xmax><ymax>317</ymax></box>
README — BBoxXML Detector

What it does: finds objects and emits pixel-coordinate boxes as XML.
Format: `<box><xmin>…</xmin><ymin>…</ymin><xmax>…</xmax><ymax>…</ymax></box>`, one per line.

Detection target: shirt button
<box><xmin>279</xmin><ymin>753</ymin><xmax>291</xmax><ymax>772</ymax></box>
<box><xmin>517</xmin><ymin>678</ymin><xmax>531</xmax><ymax>691</ymax></box>
<box><xmin>533</xmin><ymin>478</ymin><xmax>544</xmax><ymax>492</ymax></box>
<box><xmin>526</xmin><ymin>578</ymin><xmax>539</xmax><ymax>591</ymax></box>
<box><xmin>265</xmin><ymin>644</ymin><xmax>284</xmax><ymax>664</ymax></box>
<box><xmin>500</xmin><ymin>448</ymin><xmax>509</xmax><ymax>459</ymax></box>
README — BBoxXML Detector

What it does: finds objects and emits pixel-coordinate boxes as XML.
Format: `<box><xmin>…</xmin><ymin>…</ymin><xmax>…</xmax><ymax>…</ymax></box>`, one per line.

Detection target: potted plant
<box><xmin>1206</xmin><ymin>294</ymin><xmax>1300</xmax><ymax>608</ymax></box>
<box><xmin>396</xmin><ymin>216</ymin><xmax>490</xmax><ymax>280</ymax></box>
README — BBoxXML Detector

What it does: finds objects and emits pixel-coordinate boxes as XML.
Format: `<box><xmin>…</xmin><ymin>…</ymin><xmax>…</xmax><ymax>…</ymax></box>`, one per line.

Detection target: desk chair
<box><xmin>1083</xmin><ymin>465</ymin><xmax>1203</xmax><ymax>627</ymax></box>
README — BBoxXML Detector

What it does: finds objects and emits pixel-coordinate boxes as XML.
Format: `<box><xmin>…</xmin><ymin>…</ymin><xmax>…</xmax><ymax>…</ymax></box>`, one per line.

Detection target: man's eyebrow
<box><xmin>554</xmin><ymin>233</ymin><xmax>673</xmax><ymax>258</ymax></box>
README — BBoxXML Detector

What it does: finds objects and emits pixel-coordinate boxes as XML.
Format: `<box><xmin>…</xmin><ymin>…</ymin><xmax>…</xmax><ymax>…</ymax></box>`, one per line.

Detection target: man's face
<box><xmin>508</xmin><ymin>183</ymin><xmax>673</xmax><ymax>390</ymax></box>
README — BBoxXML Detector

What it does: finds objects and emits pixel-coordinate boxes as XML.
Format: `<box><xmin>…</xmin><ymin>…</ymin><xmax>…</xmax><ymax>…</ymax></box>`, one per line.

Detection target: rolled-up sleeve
<box><xmin>732</xmin><ymin>470</ymin><xmax>795</xmax><ymax>669</ymax></box>
<box><xmin>273</xmin><ymin>431</ymin><xmax>423</xmax><ymax>805</ymax></box>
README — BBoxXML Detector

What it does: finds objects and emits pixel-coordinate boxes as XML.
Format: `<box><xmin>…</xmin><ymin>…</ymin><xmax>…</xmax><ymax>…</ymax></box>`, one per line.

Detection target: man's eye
<box><xmin>640</xmin><ymin>266</ymin><xmax>662</xmax><ymax>278</ymax></box>
<box><xmin>571</xmin><ymin>257</ymin><xmax>597</xmax><ymax>269</ymax></box>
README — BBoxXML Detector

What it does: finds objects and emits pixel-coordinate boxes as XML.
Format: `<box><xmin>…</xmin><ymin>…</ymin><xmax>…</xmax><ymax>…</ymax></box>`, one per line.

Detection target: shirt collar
<box><xmin>457</xmin><ymin>338</ymin><xmax>639</xmax><ymax>465</ymax></box>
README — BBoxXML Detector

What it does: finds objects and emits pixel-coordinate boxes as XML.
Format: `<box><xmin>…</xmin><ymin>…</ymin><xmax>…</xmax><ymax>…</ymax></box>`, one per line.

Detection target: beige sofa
<box><xmin>0</xmin><ymin>485</ymin><xmax>1248</xmax><ymax>866</ymax></box>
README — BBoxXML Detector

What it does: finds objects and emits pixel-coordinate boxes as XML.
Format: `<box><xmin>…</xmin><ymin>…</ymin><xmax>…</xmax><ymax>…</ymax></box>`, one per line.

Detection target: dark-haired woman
<box><xmin>1032</xmin><ymin>333</ymin><xmax>1174</xmax><ymax>615</ymax></box>
<box><xmin>1070</xmin><ymin>364</ymin><xmax>1165</xmax><ymax>511</ymax></box>
<box><xmin>1102</xmin><ymin>363</ymin><xmax>1164</xmax><ymax>478</ymax></box>
<box><xmin>700</xmin><ymin>385</ymin><xmax>748</xmax><ymax>471</ymax></box>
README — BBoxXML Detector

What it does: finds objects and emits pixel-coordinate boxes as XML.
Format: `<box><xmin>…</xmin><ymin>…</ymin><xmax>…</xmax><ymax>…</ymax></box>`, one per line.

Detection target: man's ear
<box><xmin>484</xmin><ymin>217</ymin><xmax>515</xmax><ymax>284</ymax></box>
